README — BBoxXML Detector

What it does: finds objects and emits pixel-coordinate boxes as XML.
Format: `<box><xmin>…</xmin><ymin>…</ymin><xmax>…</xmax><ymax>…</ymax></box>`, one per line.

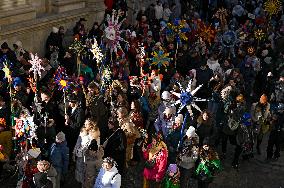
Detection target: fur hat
<box><xmin>56</xmin><ymin>131</ymin><xmax>66</xmax><ymax>143</ymax></box>
<box><xmin>168</xmin><ymin>164</ymin><xmax>178</xmax><ymax>174</ymax></box>
<box><xmin>186</xmin><ymin>126</ymin><xmax>196</xmax><ymax>138</ymax></box>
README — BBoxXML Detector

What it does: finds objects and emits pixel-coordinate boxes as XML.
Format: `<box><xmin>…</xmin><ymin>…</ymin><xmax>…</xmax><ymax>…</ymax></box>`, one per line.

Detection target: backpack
<box><xmin>228</xmin><ymin>117</ymin><xmax>239</xmax><ymax>131</ymax></box>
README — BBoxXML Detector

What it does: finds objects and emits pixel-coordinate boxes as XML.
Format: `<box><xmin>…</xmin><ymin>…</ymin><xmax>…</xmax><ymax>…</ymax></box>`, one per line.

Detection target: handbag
<box><xmin>145</xmin><ymin>158</ymin><xmax>156</xmax><ymax>169</ymax></box>
<box><xmin>228</xmin><ymin>117</ymin><xmax>239</xmax><ymax>131</ymax></box>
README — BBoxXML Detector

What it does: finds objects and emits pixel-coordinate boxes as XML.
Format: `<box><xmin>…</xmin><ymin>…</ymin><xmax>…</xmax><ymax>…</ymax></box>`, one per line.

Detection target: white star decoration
<box><xmin>29</xmin><ymin>53</ymin><xmax>44</xmax><ymax>79</ymax></box>
<box><xmin>91</xmin><ymin>38</ymin><xmax>104</xmax><ymax>63</ymax></box>
<box><xmin>104</xmin><ymin>10</ymin><xmax>127</xmax><ymax>53</ymax></box>
<box><xmin>171</xmin><ymin>80</ymin><xmax>207</xmax><ymax>116</ymax></box>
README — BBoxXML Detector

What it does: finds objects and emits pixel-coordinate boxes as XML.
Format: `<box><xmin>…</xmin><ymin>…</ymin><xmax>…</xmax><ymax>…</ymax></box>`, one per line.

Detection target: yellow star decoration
<box><xmin>59</xmin><ymin>80</ymin><xmax>67</xmax><ymax>88</ymax></box>
<box><xmin>2</xmin><ymin>63</ymin><xmax>11</xmax><ymax>80</ymax></box>
<box><xmin>167</xmin><ymin>20</ymin><xmax>189</xmax><ymax>42</ymax></box>
<box><xmin>254</xmin><ymin>29</ymin><xmax>265</xmax><ymax>41</ymax></box>
<box><xmin>264</xmin><ymin>0</ymin><xmax>282</xmax><ymax>17</ymax></box>
<box><xmin>148</xmin><ymin>48</ymin><xmax>172</xmax><ymax>71</ymax></box>
<box><xmin>198</xmin><ymin>24</ymin><xmax>216</xmax><ymax>45</ymax></box>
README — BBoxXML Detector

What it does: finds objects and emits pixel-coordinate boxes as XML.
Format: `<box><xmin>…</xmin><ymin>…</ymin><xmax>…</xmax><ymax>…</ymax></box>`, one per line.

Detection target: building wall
<box><xmin>0</xmin><ymin>0</ymin><xmax>105</xmax><ymax>56</ymax></box>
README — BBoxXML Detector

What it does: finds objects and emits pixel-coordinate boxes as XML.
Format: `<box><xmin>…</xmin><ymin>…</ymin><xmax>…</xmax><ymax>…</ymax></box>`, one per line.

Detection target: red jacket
<box><xmin>143</xmin><ymin>143</ymin><xmax>168</xmax><ymax>182</ymax></box>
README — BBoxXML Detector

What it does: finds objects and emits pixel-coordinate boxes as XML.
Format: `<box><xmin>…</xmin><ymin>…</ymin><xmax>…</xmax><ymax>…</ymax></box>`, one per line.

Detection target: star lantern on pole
<box><xmin>29</xmin><ymin>53</ymin><xmax>45</xmax><ymax>79</ymax></box>
<box><xmin>171</xmin><ymin>80</ymin><xmax>207</xmax><ymax>116</ymax></box>
<box><xmin>104</xmin><ymin>10</ymin><xmax>127</xmax><ymax>54</ymax></box>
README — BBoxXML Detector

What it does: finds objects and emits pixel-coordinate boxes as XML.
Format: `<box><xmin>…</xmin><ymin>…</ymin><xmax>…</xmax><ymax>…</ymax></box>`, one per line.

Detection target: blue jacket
<box><xmin>50</xmin><ymin>141</ymin><xmax>69</xmax><ymax>175</ymax></box>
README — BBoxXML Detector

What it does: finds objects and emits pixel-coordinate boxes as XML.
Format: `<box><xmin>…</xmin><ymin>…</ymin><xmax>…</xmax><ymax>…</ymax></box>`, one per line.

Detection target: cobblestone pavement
<box><xmin>60</xmin><ymin>135</ymin><xmax>284</xmax><ymax>188</ymax></box>
<box><xmin>1</xmin><ymin>135</ymin><xmax>283</xmax><ymax>188</ymax></box>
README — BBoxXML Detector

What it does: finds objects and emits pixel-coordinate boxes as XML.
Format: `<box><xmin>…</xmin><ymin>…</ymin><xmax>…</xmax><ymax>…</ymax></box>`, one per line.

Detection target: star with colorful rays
<box><xmin>197</xmin><ymin>23</ymin><xmax>216</xmax><ymax>45</ymax></box>
<box><xmin>148</xmin><ymin>48</ymin><xmax>172</xmax><ymax>71</ymax></box>
<box><xmin>104</xmin><ymin>10</ymin><xmax>127</xmax><ymax>53</ymax></box>
<box><xmin>264</xmin><ymin>0</ymin><xmax>282</xmax><ymax>17</ymax></box>
<box><xmin>167</xmin><ymin>19</ymin><xmax>190</xmax><ymax>43</ymax></box>
<box><xmin>171</xmin><ymin>80</ymin><xmax>207</xmax><ymax>116</ymax></box>
<box><xmin>54</xmin><ymin>67</ymin><xmax>70</xmax><ymax>91</ymax></box>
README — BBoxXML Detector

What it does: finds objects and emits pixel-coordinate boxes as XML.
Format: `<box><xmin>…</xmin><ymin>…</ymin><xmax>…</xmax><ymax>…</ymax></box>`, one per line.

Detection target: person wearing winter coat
<box><xmin>73</xmin><ymin>124</ymin><xmax>93</xmax><ymax>184</ymax></box>
<box><xmin>36</xmin><ymin>160</ymin><xmax>58</xmax><ymax>188</ymax></box>
<box><xmin>251</xmin><ymin>94</ymin><xmax>271</xmax><ymax>154</ymax></box>
<box><xmin>142</xmin><ymin>133</ymin><xmax>168</xmax><ymax>188</ymax></box>
<box><xmin>154</xmin><ymin>2</ymin><xmax>164</xmax><ymax>20</ymax></box>
<box><xmin>177</xmin><ymin>126</ymin><xmax>199</xmax><ymax>188</ymax></box>
<box><xmin>233</xmin><ymin>113</ymin><xmax>254</xmax><ymax>168</ymax></box>
<box><xmin>103</xmin><ymin>117</ymin><xmax>127</xmax><ymax>174</ymax></box>
<box><xmin>94</xmin><ymin>157</ymin><xmax>121</xmax><ymax>188</ymax></box>
<box><xmin>195</xmin><ymin>138</ymin><xmax>221</xmax><ymax>188</ymax></box>
<box><xmin>196</xmin><ymin>111</ymin><xmax>216</xmax><ymax>146</ymax></box>
<box><xmin>65</xmin><ymin>95</ymin><xmax>85</xmax><ymax>158</ymax></box>
<box><xmin>50</xmin><ymin>132</ymin><xmax>69</xmax><ymax>187</ymax></box>
<box><xmin>154</xmin><ymin>106</ymin><xmax>176</xmax><ymax>138</ymax></box>
<box><xmin>84</xmin><ymin>127</ymin><xmax>104</xmax><ymax>188</ymax></box>
<box><xmin>222</xmin><ymin>94</ymin><xmax>246</xmax><ymax>158</ymax></box>
<box><xmin>117</xmin><ymin>107</ymin><xmax>140</xmax><ymax>167</ymax></box>
<box><xmin>162</xmin><ymin>164</ymin><xmax>180</xmax><ymax>188</ymax></box>
<box><xmin>166</xmin><ymin>114</ymin><xmax>183</xmax><ymax>163</ymax></box>
<box><xmin>266</xmin><ymin>111</ymin><xmax>284</xmax><ymax>161</ymax></box>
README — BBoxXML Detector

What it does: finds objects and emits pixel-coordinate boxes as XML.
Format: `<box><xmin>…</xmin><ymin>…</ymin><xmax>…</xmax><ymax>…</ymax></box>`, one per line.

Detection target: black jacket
<box><xmin>68</xmin><ymin>107</ymin><xmax>85</xmax><ymax>130</ymax></box>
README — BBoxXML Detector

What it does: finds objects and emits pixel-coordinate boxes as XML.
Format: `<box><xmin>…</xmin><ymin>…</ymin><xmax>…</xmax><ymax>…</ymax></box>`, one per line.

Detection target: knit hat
<box><xmin>161</xmin><ymin>91</ymin><xmax>171</xmax><ymax>100</ymax></box>
<box><xmin>52</xmin><ymin>27</ymin><xmax>59</xmax><ymax>33</ymax></box>
<box><xmin>28</xmin><ymin>148</ymin><xmax>41</xmax><ymax>158</ymax></box>
<box><xmin>203</xmin><ymin>137</ymin><xmax>210</xmax><ymax>146</ymax></box>
<box><xmin>13</xmin><ymin>77</ymin><xmax>22</xmax><ymax>87</ymax></box>
<box><xmin>259</xmin><ymin>94</ymin><xmax>268</xmax><ymax>104</ymax></box>
<box><xmin>186</xmin><ymin>126</ymin><xmax>196</xmax><ymax>138</ymax></box>
<box><xmin>168</xmin><ymin>164</ymin><xmax>178</xmax><ymax>174</ymax></box>
<box><xmin>56</xmin><ymin>131</ymin><xmax>65</xmax><ymax>143</ymax></box>
<box><xmin>1</xmin><ymin>42</ymin><xmax>9</xmax><ymax>49</ymax></box>
<box><xmin>175</xmin><ymin>114</ymin><xmax>184</xmax><ymax>124</ymax></box>
<box><xmin>131</xmin><ymin>31</ymin><xmax>136</xmax><ymax>38</ymax></box>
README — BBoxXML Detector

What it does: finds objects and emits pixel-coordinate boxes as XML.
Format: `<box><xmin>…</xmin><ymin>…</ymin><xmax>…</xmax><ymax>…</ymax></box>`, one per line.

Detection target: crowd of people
<box><xmin>0</xmin><ymin>0</ymin><xmax>284</xmax><ymax>188</ymax></box>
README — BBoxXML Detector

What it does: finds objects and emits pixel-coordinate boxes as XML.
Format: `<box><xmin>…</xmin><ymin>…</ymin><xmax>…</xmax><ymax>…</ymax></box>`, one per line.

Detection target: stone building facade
<box><xmin>0</xmin><ymin>0</ymin><xmax>105</xmax><ymax>56</ymax></box>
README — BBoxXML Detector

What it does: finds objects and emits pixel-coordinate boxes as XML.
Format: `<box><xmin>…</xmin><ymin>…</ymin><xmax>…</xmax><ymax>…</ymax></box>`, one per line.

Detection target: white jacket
<box><xmin>94</xmin><ymin>166</ymin><xmax>121</xmax><ymax>188</ymax></box>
